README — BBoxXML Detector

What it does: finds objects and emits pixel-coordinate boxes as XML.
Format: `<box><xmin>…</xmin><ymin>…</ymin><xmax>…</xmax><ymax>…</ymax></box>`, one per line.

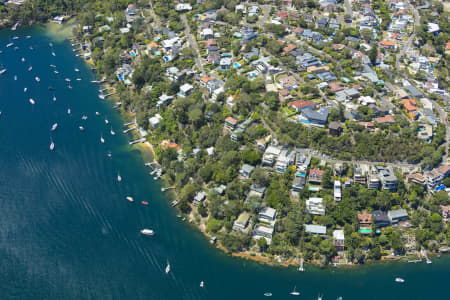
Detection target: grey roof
<box><xmin>404</xmin><ymin>85</ymin><xmax>423</xmax><ymax>98</ymax></box>
<box><xmin>304</xmin><ymin>224</ymin><xmax>327</xmax><ymax>234</ymax></box>
<box><xmin>240</xmin><ymin>164</ymin><xmax>255</xmax><ymax>174</ymax></box>
<box><xmin>389</xmin><ymin>209</ymin><xmax>408</xmax><ymax>219</ymax></box>
<box><xmin>302</xmin><ymin>107</ymin><xmax>330</xmax><ymax>123</ymax></box>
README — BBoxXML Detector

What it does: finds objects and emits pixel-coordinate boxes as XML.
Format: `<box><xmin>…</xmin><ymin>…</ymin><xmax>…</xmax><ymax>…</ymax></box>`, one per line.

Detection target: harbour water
<box><xmin>0</xmin><ymin>27</ymin><xmax>448</xmax><ymax>300</ymax></box>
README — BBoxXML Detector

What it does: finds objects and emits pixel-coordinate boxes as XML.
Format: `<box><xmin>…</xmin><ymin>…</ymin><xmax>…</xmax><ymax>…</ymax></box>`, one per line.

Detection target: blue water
<box><xmin>0</xmin><ymin>26</ymin><xmax>449</xmax><ymax>300</ymax></box>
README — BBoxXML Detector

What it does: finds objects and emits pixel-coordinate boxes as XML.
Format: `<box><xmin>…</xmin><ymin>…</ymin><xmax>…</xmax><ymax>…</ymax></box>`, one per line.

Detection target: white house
<box><xmin>178</xmin><ymin>83</ymin><xmax>194</xmax><ymax>97</ymax></box>
<box><xmin>306</xmin><ymin>197</ymin><xmax>325</xmax><ymax>215</ymax></box>
<box><xmin>149</xmin><ymin>114</ymin><xmax>163</xmax><ymax>129</ymax></box>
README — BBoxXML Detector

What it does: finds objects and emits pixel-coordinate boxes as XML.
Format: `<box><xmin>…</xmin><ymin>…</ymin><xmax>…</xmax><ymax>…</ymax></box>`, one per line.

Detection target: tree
<box><xmin>207</xmin><ymin>217</ymin><xmax>223</xmax><ymax>233</ymax></box>
<box><xmin>369</xmin><ymin>43</ymin><xmax>378</xmax><ymax>66</ymax></box>
<box><xmin>322</xmin><ymin>168</ymin><xmax>334</xmax><ymax>189</ymax></box>
<box><xmin>198</xmin><ymin>202</ymin><xmax>208</xmax><ymax>217</ymax></box>
<box><xmin>257</xmin><ymin>237</ymin><xmax>268</xmax><ymax>252</ymax></box>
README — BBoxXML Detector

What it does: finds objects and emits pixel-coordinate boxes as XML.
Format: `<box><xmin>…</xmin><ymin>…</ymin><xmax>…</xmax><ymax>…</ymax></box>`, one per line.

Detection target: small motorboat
<box><xmin>141</xmin><ymin>201</ymin><xmax>148</xmax><ymax>205</ymax></box>
<box><xmin>74</xmin><ymin>68</ymin><xmax>79</xmax><ymax>72</ymax></box>
<box><xmin>50</xmin><ymin>141</ymin><xmax>55</xmax><ymax>151</ymax></box>
<box><xmin>50</xmin><ymin>64</ymin><xmax>56</xmax><ymax>68</ymax></box>
<box><xmin>290</xmin><ymin>286</ymin><xmax>300</xmax><ymax>296</ymax></box>
<box><xmin>395</xmin><ymin>277</ymin><xmax>405</xmax><ymax>283</ymax></box>
<box><xmin>264</xmin><ymin>292</ymin><xmax>272</xmax><ymax>297</ymax></box>
<box><xmin>81</xmin><ymin>115</ymin><xmax>88</xmax><ymax>120</ymax></box>
<box><xmin>24</xmin><ymin>87</ymin><xmax>27</xmax><ymax>92</ymax></box>
<box><xmin>6</xmin><ymin>42</ymin><xmax>13</xmax><ymax>47</ymax></box>
<box><xmin>51</xmin><ymin>51</ymin><xmax>56</xmax><ymax>56</ymax></box>
<box><xmin>53</xmin><ymin>95</ymin><xmax>56</xmax><ymax>102</ymax></box>
<box><xmin>49</xmin><ymin>42</ymin><xmax>53</xmax><ymax>47</ymax></box>
<box><xmin>50</xmin><ymin>123</ymin><xmax>58</xmax><ymax>131</ymax></box>
<box><xmin>54</xmin><ymin>70</ymin><xmax>59</xmax><ymax>74</ymax></box>
<box><xmin>14</xmin><ymin>46</ymin><xmax>19</xmax><ymax>51</ymax></box>
<box><xmin>165</xmin><ymin>262</ymin><xmax>170</xmax><ymax>274</ymax></box>
<box><xmin>65</xmin><ymin>78</ymin><xmax>71</xmax><ymax>82</ymax></box>
<box><xmin>126</xmin><ymin>196</ymin><xmax>134</xmax><ymax>202</ymax></box>
<box><xmin>79</xmin><ymin>126</ymin><xmax>84</xmax><ymax>131</ymax></box>
<box><xmin>21</xmin><ymin>57</ymin><xmax>25</xmax><ymax>62</ymax></box>
<box><xmin>140</xmin><ymin>229</ymin><xmax>154</xmax><ymax>236</ymax></box>
<box><xmin>0</xmin><ymin>69</ymin><xmax>7</xmax><ymax>75</ymax></box>
<box><xmin>28</xmin><ymin>66</ymin><xmax>32</xmax><ymax>71</ymax></box>
<box><xmin>26</xmin><ymin>35</ymin><xmax>31</xmax><ymax>39</ymax></box>
<box><xmin>110</xmin><ymin>127</ymin><xmax>115</xmax><ymax>135</ymax></box>
<box><xmin>67</xmin><ymin>108</ymin><xmax>71</xmax><ymax>115</ymax></box>
<box><xmin>100</xmin><ymin>135</ymin><xmax>105</xmax><ymax>144</ymax></box>
<box><xmin>35</xmin><ymin>76</ymin><xmax>40</xmax><ymax>82</ymax></box>
<box><xmin>200</xmin><ymin>281</ymin><xmax>204</xmax><ymax>288</ymax></box>
<box><xmin>67</xmin><ymin>84</ymin><xmax>72</xmax><ymax>89</ymax></box>
<box><xmin>12</xmin><ymin>36</ymin><xmax>19</xmax><ymax>40</ymax></box>
<box><xmin>105</xmin><ymin>119</ymin><xmax>109</xmax><ymax>124</ymax></box>
<box><xmin>107</xmin><ymin>151</ymin><xmax>112</xmax><ymax>158</ymax></box>
<box><xmin>76</xmin><ymin>78</ymin><xmax>82</xmax><ymax>81</ymax></box>
<box><xmin>29</xmin><ymin>98</ymin><xmax>35</xmax><ymax>105</ymax></box>
<box><xmin>117</xmin><ymin>173</ymin><xmax>122</xmax><ymax>182</ymax></box>
<box><xmin>29</xmin><ymin>46</ymin><xmax>33</xmax><ymax>50</ymax></box>
<box><xmin>95</xmin><ymin>111</ymin><xmax>100</xmax><ymax>116</ymax></box>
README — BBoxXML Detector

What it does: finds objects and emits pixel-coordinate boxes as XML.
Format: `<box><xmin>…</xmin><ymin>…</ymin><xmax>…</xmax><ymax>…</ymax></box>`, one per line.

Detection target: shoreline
<box><xmin>44</xmin><ymin>23</ymin><xmax>448</xmax><ymax>271</ymax></box>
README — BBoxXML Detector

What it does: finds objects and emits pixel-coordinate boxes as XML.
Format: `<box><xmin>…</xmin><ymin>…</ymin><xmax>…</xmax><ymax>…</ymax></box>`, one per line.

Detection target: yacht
<box><xmin>290</xmin><ymin>286</ymin><xmax>300</xmax><ymax>296</ymax></box>
<box><xmin>200</xmin><ymin>281</ymin><xmax>204</xmax><ymax>288</ymax></box>
<box><xmin>50</xmin><ymin>64</ymin><xmax>56</xmax><ymax>68</ymax></box>
<box><xmin>35</xmin><ymin>76</ymin><xmax>40</xmax><ymax>82</ymax></box>
<box><xmin>28</xmin><ymin>66</ymin><xmax>32</xmax><ymax>71</ymax></box>
<box><xmin>65</xmin><ymin>78</ymin><xmax>71</xmax><ymax>82</ymax></box>
<box><xmin>395</xmin><ymin>277</ymin><xmax>405</xmax><ymax>283</ymax></box>
<box><xmin>0</xmin><ymin>69</ymin><xmax>7</xmax><ymax>75</ymax></box>
<box><xmin>95</xmin><ymin>111</ymin><xmax>100</xmax><ymax>116</ymax></box>
<box><xmin>100</xmin><ymin>135</ymin><xmax>105</xmax><ymax>144</ymax></box>
<box><xmin>81</xmin><ymin>115</ymin><xmax>88</xmax><ymax>120</ymax></box>
<box><xmin>21</xmin><ymin>57</ymin><xmax>25</xmax><ymax>62</ymax></box>
<box><xmin>79</xmin><ymin>126</ymin><xmax>84</xmax><ymax>131</ymax></box>
<box><xmin>74</xmin><ymin>68</ymin><xmax>79</xmax><ymax>72</ymax></box>
<box><xmin>50</xmin><ymin>141</ymin><xmax>55</xmax><ymax>151</ymax></box>
<box><xmin>117</xmin><ymin>173</ymin><xmax>122</xmax><ymax>182</ymax></box>
<box><xmin>140</xmin><ymin>229</ymin><xmax>154</xmax><ymax>236</ymax></box>
<box><xmin>6</xmin><ymin>42</ymin><xmax>13</xmax><ymax>47</ymax></box>
<box><xmin>51</xmin><ymin>51</ymin><xmax>56</xmax><ymax>56</ymax></box>
<box><xmin>263</xmin><ymin>292</ymin><xmax>272</xmax><ymax>297</ymax></box>
<box><xmin>110</xmin><ymin>127</ymin><xmax>116</xmax><ymax>135</ymax></box>
<box><xmin>50</xmin><ymin>123</ymin><xmax>58</xmax><ymax>131</ymax></box>
<box><xmin>165</xmin><ymin>262</ymin><xmax>171</xmax><ymax>274</ymax></box>
<box><xmin>105</xmin><ymin>119</ymin><xmax>109</xmax><ymax>124</ymax></box>
<box><xmin>24</xmin><ymin>87</ymin><xmax>27</xmax><ymax>92</ymax></box>
<box><xmin>126</xmin><ymin>196</ymin><xmax>134</xmax><ymax>202</ymax></box>
<box><xmin>29</xmin><ymin>98</ymin><xmax>35</xmax><ymax>105</ymax></box>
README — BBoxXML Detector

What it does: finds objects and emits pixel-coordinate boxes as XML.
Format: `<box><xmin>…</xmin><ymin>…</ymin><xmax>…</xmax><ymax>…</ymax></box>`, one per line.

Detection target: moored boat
<box><xmin>395</xmin><ymin>277</ymin><xmax>405</xmax><ymax>283</ymax></box>
<box><xmin>126</xmin><ymin>196</ymin><xmax>134</xmax><ymax>202</ymax></box>
<box><xmin>140</xmin><ymin>229</ymin><xmax>154</xmax><ymax>236</ymax></box>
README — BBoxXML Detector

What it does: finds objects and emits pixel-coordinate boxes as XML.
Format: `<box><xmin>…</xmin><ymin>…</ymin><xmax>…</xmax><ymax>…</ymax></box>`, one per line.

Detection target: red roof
<box><xmin>375</xmin><ymin>115</ymin><xmax>395</xmax><ymax>124</ymax></box>
<box><xmin>225</xmin><ymin>116</ymin><xmax>238</xmax><ymax>124</ymax></box>
<box><xmin>309</xmin><ymin>168</ymin><xmax>324</xmax><ymax>177</ymax></box>
<box><xmin>288</xmin><ymin>100</ymin><xmax>315</xmax><ymax>110</ymax></box>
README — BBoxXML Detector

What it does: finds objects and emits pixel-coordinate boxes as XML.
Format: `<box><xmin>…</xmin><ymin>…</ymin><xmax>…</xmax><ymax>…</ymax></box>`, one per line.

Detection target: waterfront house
<box><xmin>193</xmin><ymin>191</ymin><xmax>207</xmax><ymax>206</ymax></box>
<box><xmin>253</xmin><ymin>225</ymin><xmax>274</xmax><ymax>244</ymax></box>
<box><xmin>239</xmin><ymin>164</ymin><xmax>255</xmax><ymax>179</ymax></box>
<box><xmin>306</xmin><ymin>197</ymin><xmax>325</xmax><ymax>216</ymax></box>
<box><xmin>358</xmin><ymin>210</ymin><xmax>372</xmax><ymax>234</ymax></box>
<box><xmin>258</xmin><ymin>207</ymin><xmax>277</xmax><ymax>223</ymax></box>
<box><xmin>149</xmin><ymin>114</ymin><xmax>163</xmax><ymax>129</ymax></box>
<box><xmin>333</xmin><ymin>230</ymin><xmax>345</xmax><ymax>251</ymax></box>
<box><xmin>233</xmin><ymin>212</ymin><xmax>250</xmax><ymax>232</ymax></box>
<box><xmin>309</xmin><ymin>168</ymin><xmax>324</xmax><ymax>184</ymax></box>
<box><xmin>372</xmin><ymin>210</ymin><xmax>390</xmax><ymax>227</ymax></box>
<box><xmin>304</xmin><ymin>224</ymin><xmax>327</xmax><ymax>235</ymax></box>
<box><xmin>388</xmin><ymin>209</ymin><xmax>408</xmax><ymax>224</ymax></box>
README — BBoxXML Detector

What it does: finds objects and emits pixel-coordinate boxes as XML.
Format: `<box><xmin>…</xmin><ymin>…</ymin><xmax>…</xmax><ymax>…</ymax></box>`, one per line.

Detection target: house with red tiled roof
<box><xmin>282</xmin><ymin>0</ymin><xmax>293</xmax><ymax>8</ymax></box>
<box><xmin>288</xmin><ymin>100</ymin><xmax>316</xmax><ymax>112</ymax></box>
<box><xmin>309</xmin><ymin>168</ymin><xmax>324</xmax><ymax>184</ymax></box>
<box><xmin>279</xmin><ymin>89</ymin><xmax>293</xmax><ymax>103</ymax></box>
<box><xmin>359</xmin><ymin>121</ymin><xmax>374</xmax><ymax>130</ymax></box>
<box><xmin>160</xmin><ymin>140</ymin><xmax>182</xmax><ymax>152</ymax></box>
<box><xmin>200</xmin><ymin>77</ymin><xmax>213</xmax><ymax>85</ymax></box>
<box><xmin>204</xmin><ymin>38</ymin><xmax>217</xmax><ymax>48</ymax></box>
<box><xmin>332</xmin><ymin>44</ymin><xmax>345</xmax><ymax>51</ymax></box>
<box><xmin>329</xmin><ymin>82</ymin><xmax>345</xmax><ymax>93</ymax></box>
<box><xmin>277</xmin><ymin>11</ymin><xmax>288</xmax><ymax>20</ymax></box>
<box><xmin>279</xmin><ymin>76</ymin><xmax>299</xmax><ymax>90</ymax></box>
<box><xmin>292</xmin><ymin>27</ymin><xmax>304</xmax><ymax>36</ymax></box>
<box><xmin>375</xmin><ymin>115</ymin><xmax>395</xmax><ymax>125</ymax></box>
<box><xmin>438</xmin><ymin>165</ymin><xmax>450</xmax><ymax>178</ymax></box>
<box><xmin>224</xmin><ymin>116</ymin><xmax>238</xmax><ymax>131</ymax></box>
<box><xmin>380</xmin><ymin>40</ymin><xmax>396</xmax><ymax>49</ymax></box>
<box><xmin>307</xmin><ymin>65</ymin><xmax>329</xmax><ymax>74</ymax></box>
<box><xmin>358</xmin><ymin>210</ymin><xmax>372</xmax><ymax>234</ymax></box>
<box><xmin>282</xmin><ymin>43</ymin><xmax>296</xmax><ymax>55</ymax></box>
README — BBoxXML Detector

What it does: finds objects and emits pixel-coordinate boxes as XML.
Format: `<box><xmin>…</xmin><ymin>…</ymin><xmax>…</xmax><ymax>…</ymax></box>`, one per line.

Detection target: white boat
<box><xmin>0</xmin><ymin>69</ymin><xmax>7</xmax><ymax>75</ymax></box>
<box><xmin>110</xmin><ymin>127</ymin><xmax>116</xmax><ymax>135</ymax></box>
<box><xmin>53</xmin><ymin>95</ymin><xmax>56</xmax><ymax>102</ymax></box>
<box><xmin>107</xmin><ymin>152</ymin><xmax>112</xmax><ymax>158</ymax></box>
<box><xmin>24</xmin><ymin>87</ymin><xmax>27</xmax><ymax>92</ymax></box>
<box><xmin>105</xmin><ymin>119</ymin><xmax>109</xmax><ymax>124</ymax></box>
<box><xmin>28</xmin><ymin>66</ymin><xmax>32</xmax><ymax>71</ymax></box>
<box><xmin>50</xmin><ymin>123</ymin><xmax>58</xmax><ymax>131</ymax></box>
<box><xmin>14</xmin><ymin>46</ymin><xmax>19</xmax><ymax>51</ymax></box>
<box><xmin>165</xmin><ymin>262</ymin><xmax>170</xmax><ymax>274</ymax></box>
<box><xmin>29</xmin><ymin>46</ymin><xmax>33</xmax><ymax>50</ymax></box>
<box><xmin>140</xmin><ymin>229</ymin><xmax>154</xmax><ymax>236</ymax></box>
<box><xmin>26</xmin><ymin>35</ymin><xmax>31</xmax><ymax>39</ymax></box>
<box><xmin>65</xmin><ymin>78</ymin><xmax>71</xmax><ymax>82</ymax></box>
<box><xmin>49</xmin><ymin>42</ymin><xmax>53</xmax><ymax>47</ymax></box>
<box><xmin>100</xmin><ymin>135</ymin><xmax>105</xmax><ymax>143</ymax></box>
<box><xmin>76</xmin><ymin>78</ymin><xmax>82</xmax><ymax>81</ymax></box>
<box><xmin>6</xmin><ymin>42</ymin><xmax>13</xmax><ymax>48</ymax></box>
<box><xmin>395</xmin><ymin>277</ymin><xmax>405</xmax><ymax>283</ymax></box>
<box><xmin>35</xmin><ymin>77</ymin><xmax>40</xmax><ymax>82</ymax></box>
<box><xmin>14</xmin><ymin>75</ymin><xmax>17</xmax><ymax>80</ymax></box>
<box><xmin>95</xmin><ymin>111</ymin><xmax>100</xmax><ymax>116</ymax></box>
<box><xmin>117</xmin><ymin>173</ymin><xmax>122</xmax><ymax>182</ymax></box>
<box><xmin>81</xmin><ymin>115</ymin><xmax>88</xmax><ymax>120</ymax></box>
<box><xmin>54</xmin><ymin>70</ymin><xmax>59</xmax><ymax>74</ymax></box>
<box><xmin>67</xmin><ymin>108</ymin><xmax>71</xmax><ymax>115</ymax></box>
<box><xmin>68</xmin><ymin>84</ymin><xmax>72</xmax><ymax>89</ymax></box>
<box><xmin>79</xmin><ymin>126</ymin><xmax>84</xmax><ymax>131</ymax></box>
<box><xmin>126</xmin><ymin>196</ymin><xmax>134</xmax><ymax>202</ymax></box>
<box><xmin>50</xmin><ymin>64</ymin><xmax>56</xmax><ymax>68</ymax></box>
<box><xmin>12</xmin><ymin>36</ymin><xmax>19</xmax><ymax>40</ymax></box>
<box><xmin>50</xmin><ymin>141</ymin><xmax>55</xmax><ymax>151</ymax></box>
<box><xmin>290</xmin><ymin>286</ymin><xmax>300</xmax><ymax>296</ymax></box>
<box><xmin>21</xmin><ymin>57</ymin><xmax>25</xmax><ymax>62</ymax></box>
<box><xmin>51</xmin><ymin>51</ymin><xmax>56</xmax><ymax>56</ymax></box>
<box><xmin>200</xmin><ymin>281</ymin><xmax>204</xmax><ymax>288</ymax></box>
<box><xmin>29</xmin><ymin>98</ymin><xmax>35</xmax><ymax>105</ymax></box>
<box><xmin>74</xmin><ymin>68</ymin><xmax>79</xmax><ymax>72</ymax></box>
